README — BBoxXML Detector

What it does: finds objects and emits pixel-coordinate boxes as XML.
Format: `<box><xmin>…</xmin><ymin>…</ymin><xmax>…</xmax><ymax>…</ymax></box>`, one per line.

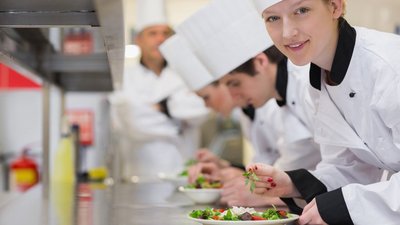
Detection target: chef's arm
<box><xmin>124</xmin><ymin>99</ymin><xmax>178</xmax><ymax>139</ymax></box>
<box><xmin>281</xmin><ymin>145</ymin><xmax>382</xmax><ymax>214</ymax></box>
<box><xmin>315</xmin><ymin>172</ymin><xmax>400</xmax><ymax>225</ymax></box>
<box><xmin>166</xmin><ymin>89</ymin><xmax>209</xmax><ymax>125</ymax></box>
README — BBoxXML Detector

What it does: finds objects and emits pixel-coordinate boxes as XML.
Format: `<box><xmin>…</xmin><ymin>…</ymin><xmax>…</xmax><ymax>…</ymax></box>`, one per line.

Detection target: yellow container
<box><xmin>52</xmin><ymin>134</ymin><xmax>75</xmax><ymax>183</ymax></box>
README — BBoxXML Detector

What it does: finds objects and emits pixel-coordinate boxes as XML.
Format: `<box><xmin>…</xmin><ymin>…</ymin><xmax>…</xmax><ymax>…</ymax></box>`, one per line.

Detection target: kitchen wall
<box><xmin>124</xmin><ymin>0</ymin><xmax>400</xmax><ymax>45</ymax></box>
<box><xmin>0</xmin><ymin>88</ymin><xmax>109</xmax><ymax>184</ymax></box>
<box><xmin>346</xmin><ymin>0</ymin><xmax>400</xmax><ymax>33</ymax></box>
<box><xmin>124</xmin><ymin>0</ymin><xmax>211</xmax><ymax>44</ymax></box>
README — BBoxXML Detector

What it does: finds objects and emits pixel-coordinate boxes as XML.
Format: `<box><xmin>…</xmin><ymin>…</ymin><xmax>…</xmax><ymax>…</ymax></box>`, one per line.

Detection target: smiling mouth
<box><xmin>286</xmin><ymin>40</ymin><xmax>308</xmax><ymax>51</ymax></box>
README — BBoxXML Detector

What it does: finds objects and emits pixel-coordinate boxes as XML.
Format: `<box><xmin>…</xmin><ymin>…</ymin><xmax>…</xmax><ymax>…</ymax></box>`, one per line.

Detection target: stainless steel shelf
<box><xmin>0</xmin><ymin>0</ymin><xmax>124</xmax><ymax>92</ymax></box>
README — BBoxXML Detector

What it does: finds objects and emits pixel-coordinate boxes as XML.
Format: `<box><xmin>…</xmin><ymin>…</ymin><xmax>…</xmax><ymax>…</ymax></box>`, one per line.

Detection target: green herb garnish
<box><xmin>261</xmin><ymin>205</ymin><xmax>291</xmax><ymax>220</ymax></box>
<box><xmin>184</xmin><ymin>159</ymin><xmax>198</xmax><ymax>167</ymax></box>
<box><xmin>243</xmin><ymin>171</ymin><xmax>259</xmax><ymax>193</ymax></box>
<box><xmin>178</xmin><ymin>159</ymin><xmax>198</xmax><ymax>177</ymax></box>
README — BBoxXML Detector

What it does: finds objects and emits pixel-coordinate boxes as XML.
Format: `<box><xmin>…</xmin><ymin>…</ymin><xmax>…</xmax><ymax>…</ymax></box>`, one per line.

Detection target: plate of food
<box><xmin>179</xmin><ymin>175</ymin><xmax>223</xmax><ymax>204</ymax></box>
<box><xmin>187</xmin><ymin>206</ymin><xmax>299</xmax><ymax>225</ymax></box>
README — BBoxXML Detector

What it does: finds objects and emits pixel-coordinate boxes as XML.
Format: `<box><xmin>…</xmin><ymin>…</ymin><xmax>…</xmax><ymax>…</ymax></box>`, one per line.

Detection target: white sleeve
<box><xmin>110</xmin><ymin>92</ymin><xmax>179</xmax><ymax>140</ymax></box>
<box><xmin>274</xmin><ymin>138</ymin><xmax>320</xmax><ymax>171</ymax></box>
<box><xmin>250</xmin><ymin>101</ymin><xmax>282</xmax><ymax>165</ymax></box>
<box><xmin>166</xmin><ymin>88</ymin><xmax>209</xmax><ymax>126</ymax></box>
<box><xmin>342</xmin><ymin>172</ymin><xmax>400</xmax><ymax>224</ymax></box>
<box><xmin>373</xmin><ymin>75</ymin><xmax>400</xmax><ymax>150</ymax></box>
<box><xmin>311</xmin><ymin>144</ymin><xmax>383</xmax><ymax>191</ymax></box>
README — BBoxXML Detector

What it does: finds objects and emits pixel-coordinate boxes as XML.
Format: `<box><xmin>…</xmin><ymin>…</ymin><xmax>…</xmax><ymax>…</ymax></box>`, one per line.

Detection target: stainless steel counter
<box><xmin>0</xmin><ymin>181</ymin><xmax>210</xmax><ymax>225</ymax></box>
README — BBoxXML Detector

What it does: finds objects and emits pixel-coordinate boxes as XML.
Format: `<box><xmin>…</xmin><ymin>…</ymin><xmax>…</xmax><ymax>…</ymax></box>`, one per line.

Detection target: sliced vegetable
<box><xmin>262</xmin><ymin>206</ymin><xmax>290</xmax><ymax>220</ymax></box>
<box><xmin>251</xmin><ymin>215</ymin><xmax>265</xmax><ymax>220</ymax></box>
<box><xmin>239</xmin><ymin>212</ymin><xmax>252</xmax><ymax>221</ymax></box>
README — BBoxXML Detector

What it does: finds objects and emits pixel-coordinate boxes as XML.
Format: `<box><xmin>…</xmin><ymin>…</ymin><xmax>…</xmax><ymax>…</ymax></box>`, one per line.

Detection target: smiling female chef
<box><xmin>246</xmin><ymin>0</ymin><xmax>400</xmax><ymax>224</ymax></box>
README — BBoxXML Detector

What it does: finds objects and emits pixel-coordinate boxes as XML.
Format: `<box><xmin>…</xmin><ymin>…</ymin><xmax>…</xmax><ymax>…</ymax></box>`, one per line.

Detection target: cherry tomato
<box><xmin>212</xmin><ymin>215</ymin><xmax>220</xmax><ymax>220</ymax></box>
<box><xmin>251</xmin><ymin>215</ymin><xmax>266</xmax><ymax>220</ymax></box>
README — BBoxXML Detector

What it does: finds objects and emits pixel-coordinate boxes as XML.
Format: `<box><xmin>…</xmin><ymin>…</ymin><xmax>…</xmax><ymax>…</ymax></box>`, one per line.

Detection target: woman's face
<box><xmin>196</xmin><ymin>83</ymin><xmax>239</xmax><ymax>117</ymax></box>
<box><xmin>262</xmin><ymin>0</ymin><xmax>343</xmax><ymax>69</ymax></box>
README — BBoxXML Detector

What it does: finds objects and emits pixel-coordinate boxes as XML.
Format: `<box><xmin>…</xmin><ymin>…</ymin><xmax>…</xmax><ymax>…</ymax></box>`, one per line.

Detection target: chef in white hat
<box><xmin>160</xmin><ymin>32</ymin><xmax>286</xmax><ymax>207</ymax></box>
<box><xmin>175</xmin><ymin>0</ymin><xmax>321</xmax><ymax>207</ymax></box>
<box><xmin>160</xmin><ymin>34</ymin><xmax>241</xmax><ymax>117</ymax></box>
<box><xmin>113</xmin><ymin>0</ymin><xmax>209</xmax><ymax>182</ymax></box>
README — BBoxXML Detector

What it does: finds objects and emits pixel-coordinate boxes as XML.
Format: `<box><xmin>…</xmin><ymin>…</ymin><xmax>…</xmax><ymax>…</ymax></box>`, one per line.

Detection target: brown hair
<box><xmin>210</xmin><ymin>80</ymin><xmax>220</xmax><ymax>86</ymax></box>
<box><xmin>230</xmin><ymin>45</ymin><xmax>286</xmax><ymax>76</ymax></box>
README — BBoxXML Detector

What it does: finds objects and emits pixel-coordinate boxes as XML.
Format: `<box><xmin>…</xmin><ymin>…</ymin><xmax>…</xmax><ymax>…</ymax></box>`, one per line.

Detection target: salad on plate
<box><xmin>184</xmin><ymin>175</ymin><xmax>222</xmax><ymax>189</ymax></box>
<box><xmin>188</xmin><ymin>206</ymin><xmax>298</xmax><ymax>224</ymax></box>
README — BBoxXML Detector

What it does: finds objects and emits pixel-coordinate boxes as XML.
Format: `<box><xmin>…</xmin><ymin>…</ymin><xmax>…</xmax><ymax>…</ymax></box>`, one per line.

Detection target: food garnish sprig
<box><xmin>243</xmin><ymin>170</ymin><xmax>259</xmax><ymax>193</ymax></box>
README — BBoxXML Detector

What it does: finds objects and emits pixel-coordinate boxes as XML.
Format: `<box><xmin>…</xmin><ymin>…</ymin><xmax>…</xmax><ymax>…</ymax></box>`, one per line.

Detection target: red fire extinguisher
<box><xmin>9</xmin><ymin>149</ymin><xmax>39</xmax><ymax>192</ymax></box>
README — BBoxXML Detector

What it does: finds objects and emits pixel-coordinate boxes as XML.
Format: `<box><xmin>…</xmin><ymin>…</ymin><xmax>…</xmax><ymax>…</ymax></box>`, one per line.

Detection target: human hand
<box><xmin>219</xmin><ymin>167</ymin><xmax>244</xmax><ymax>183</ymax></box>
<box><xmin>220</xmin><ymin>176</ymin><xmax>283</xmax><ymax>207</ymax></box>
<box><xmin>195</xmin><ymin>149</ymin><xmax>230</xmax><ymax>168</ymax></box>
<box><xmin>152</xmin><ymin>103</ymin><xmax>161</xmax><ymax>111</ymax></box>
<box><xmin>188</xmin><ymin>162</ymin><xmax>221</xmax><ymax>184</ymax></box>
<box><xmin>298</xmin><ymin>198</ymin><xmax>327</xmax><ymax>225</ymax></box>
<box><xmin>195</xmin><ymin>149</ymin><xmax>219</xmax><ymax>164</ymax></box>
<box><xmin>245</xmin><ymin>163</ymin><xmax>297</xmax><ymax>197</ymax></box>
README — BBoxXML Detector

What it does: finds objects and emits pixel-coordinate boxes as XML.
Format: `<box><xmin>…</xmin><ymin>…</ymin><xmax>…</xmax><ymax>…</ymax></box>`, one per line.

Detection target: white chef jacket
<box><xmin>275</xmin><ymin>61</ymin><xmax>321</xmax><ymax>171</ymax></box>
<box><xmin>239</xmin><ymin>100</ymin><xmax>282</xmax><ymax>166</ymax></box>
<box><xmin>110</xmin><ymin>61</ymin><xmax>208</xmax><ymax>179</ymax></box>
<box><xmin>240</xmin><ymin>60</ymin><xmax>320</xmax><ymax>171</ymax></box>
<box><xmin>285</xmin><ymin>19</ymin><xmax>400</xmax><ymax>225</ymax></box>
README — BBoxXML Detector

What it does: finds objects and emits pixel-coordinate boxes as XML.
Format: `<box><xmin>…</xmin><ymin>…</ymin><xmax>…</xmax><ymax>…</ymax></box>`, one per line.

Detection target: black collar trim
<box><xmin>309</xmin><ymin>18</ymin><xmax>356</xmax><ymax>90</ymax></box>
<box><xmin>241</xmin><ymin>105</ymin><xmax>255</xmax><ymax>121</ymax></box>
<box><xmin>276</xmin><ymin>57</ymin><xmax>288</xmax><ymax>107</ymax></box>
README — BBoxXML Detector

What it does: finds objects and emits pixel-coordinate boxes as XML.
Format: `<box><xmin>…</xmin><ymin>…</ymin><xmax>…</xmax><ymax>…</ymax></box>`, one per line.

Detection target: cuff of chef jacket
<box><xmin>158</xmin><ymin>98</ymin><xmax>171</xmax><ymax>118</ymax></box>
<box><xmin>286</xmin><ymin>169</ymin><xmax>327</xmax><ymax>203</ymax></box>
<box><xmin>280</xmin><ymin>198</ymin><xmax>303</xmax><ymax>215</ymax></box>
<box><xmin>316</xmin><ymin>188</ymin><xmax>353</xmax><ymax>225</ymax></box>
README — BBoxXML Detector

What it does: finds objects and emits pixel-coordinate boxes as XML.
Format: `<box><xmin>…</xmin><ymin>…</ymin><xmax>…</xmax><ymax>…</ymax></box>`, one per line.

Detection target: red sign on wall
<box><xmin>67</xmin><ymin>110</ymin><xmax>94</xmax><ymax>146</ymax></box>
<box><xmin>0</xmin><ymin>64</ymin><xmax>41</xmax><ymax>90</ymax></box>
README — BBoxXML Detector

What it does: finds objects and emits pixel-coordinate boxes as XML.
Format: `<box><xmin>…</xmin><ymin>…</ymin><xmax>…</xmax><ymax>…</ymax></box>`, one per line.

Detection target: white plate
<box><xmin>179</xmin><ymin>187</ymin><xmax>222</xmax><ymax>204</ymax></box>
<box><xmin>187</xmin><ymin>214</ymin><xmax>299</xmax><ymax>225</ymax></box>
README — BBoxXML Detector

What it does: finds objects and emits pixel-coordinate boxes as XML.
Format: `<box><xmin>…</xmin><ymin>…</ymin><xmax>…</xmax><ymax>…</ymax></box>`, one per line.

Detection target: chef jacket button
<box><xmin>349</xmin><ymin>92</ymin><xmax>356</xmax><ymax>98</ymax></box>
<box><xmin>292</xmin><ymin>101</ymin><xmax>295</xmax><ymax>105</ymax></box>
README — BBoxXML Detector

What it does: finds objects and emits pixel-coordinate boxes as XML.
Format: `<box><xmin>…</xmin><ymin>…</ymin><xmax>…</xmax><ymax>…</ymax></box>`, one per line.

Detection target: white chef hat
<box><xmin>135</xmin><ymin>0</ymin><xmax>168</xmax><ymax>32</ymax></box>
<box><xmin>160</xmin><ymin>35</ymin><xmax>215</xmax><ymax>91</ymax></box>
<box><xmin>252</xmin><ymin>0</ymin><xmax>283</xmax><ymax>15</ymax></box>
<box><xmin>176</xmin><ymin>0</ymin><xmax>274</xmax><ymax>79</ymax></box>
